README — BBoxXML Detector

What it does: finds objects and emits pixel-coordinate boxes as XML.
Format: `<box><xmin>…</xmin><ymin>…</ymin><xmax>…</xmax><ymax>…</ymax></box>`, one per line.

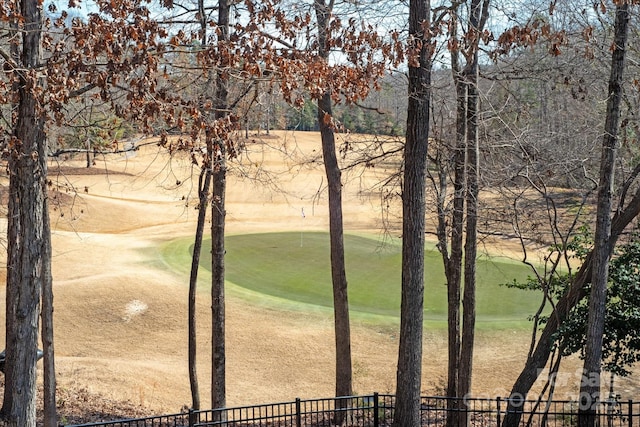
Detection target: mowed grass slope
<box><xmin>162</xmin><ymin>232</ymin><xmax>539</xmax><ymax>327</ymax></box>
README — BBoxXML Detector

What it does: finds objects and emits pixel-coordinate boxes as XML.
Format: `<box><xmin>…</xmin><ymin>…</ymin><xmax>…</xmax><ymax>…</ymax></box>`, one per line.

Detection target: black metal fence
<box><xmin>66</xmin><ymin>394</ymin><xmax>640</xmax><ymax>427</ymax></box>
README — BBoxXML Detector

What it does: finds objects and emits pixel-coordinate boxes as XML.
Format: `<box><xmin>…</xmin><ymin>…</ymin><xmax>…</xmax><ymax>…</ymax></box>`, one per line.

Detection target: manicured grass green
<box><xmin>163</xmin><ymin>232</ymin><xmax>538</xmax><ymax>327</ymax></box>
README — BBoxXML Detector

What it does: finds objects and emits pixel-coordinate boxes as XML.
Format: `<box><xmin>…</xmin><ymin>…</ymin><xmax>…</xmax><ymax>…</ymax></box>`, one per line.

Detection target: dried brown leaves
<box><xmin>1</xmin><ymin>0</ymin><xmax>406</xmax><ymax>161</ymax></box>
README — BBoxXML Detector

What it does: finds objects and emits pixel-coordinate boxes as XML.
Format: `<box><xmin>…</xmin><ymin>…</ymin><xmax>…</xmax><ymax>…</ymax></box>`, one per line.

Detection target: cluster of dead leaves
<box><xmin>0</xmin><ymin>376</ymin><xmax>153</xmax><ymax>426</ymax></box>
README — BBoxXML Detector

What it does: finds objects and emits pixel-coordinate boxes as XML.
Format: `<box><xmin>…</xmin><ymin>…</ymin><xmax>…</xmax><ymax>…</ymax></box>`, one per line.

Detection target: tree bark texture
<box><xmin>318</xmin><ymin>90</ymin><xmax>353</xmax><ymax>420</ymax></box>
<box><xmin>459</xmin><ymin>0</ymin><xmax>486</xmax><ymax>404</ymax></box>
<box><xmin>393</xmin><ymin>0</ymin><xmax>431</xmax><ymax>424</ymax></box>
<box><xmin>459</xmin><ymin>77</ymin><xmax>479</xmax><ymax>424</ymax></box>
<box><xmin>445</xmin><ymin>11</ymin><xmax>465</xmax><ymax>413</ymax></box>
<box><xmin>445</xmin><ymin>2</ymin><xmax>488</xmax><ymax>424</ymax></box>
<box><xmin>188</xmin><ymin>168</ymin><xmax>211</xmax><ymax>411</ymax></box>
<box><xmin>314</xmin><ymin>0</ymin><xmax>353</xmax><ymax>414</ymax></box>
<box><xmin>187</xmin><ymin>0</ymin><xmax>215</xmax><ymax>411</ymax></box>
<box><xmin>579</xmin><ymin>4</ymin><xmax>628</xmax><ymax>427</ymax></box>
<box><xmin>211</xmin><ymin>0</ymin><xmax>230</xmax><ymax>413</ymax></box>
<box><xmin>2</xmin><ymin>1</ymin><xmax>51</xmax><ymax>425</ymax></box>
<box><xmin>211</xmin><ymin>152</ymin><xmax>226</xmax><ymax>412</ymax></box>
<box><xmin>41</xmin><ymin>205</ymin><xmax>56</xmax><ymax>427</ymax></box>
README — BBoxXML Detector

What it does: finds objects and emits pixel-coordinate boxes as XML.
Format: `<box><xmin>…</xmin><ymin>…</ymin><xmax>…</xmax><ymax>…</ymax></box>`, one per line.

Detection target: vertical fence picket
<box><xmin>496</xmin><ymin>396</ymin><xmax>502</xmax><ymax>427</ymax></box>
<box><xmin>373</xmin><ymin>392</ymin><xmax>379</xmax><ymax>427</ymax></box>
<box><xmin>295</xmin><ymin>397</ymin><xmax>302</xmax><ymax>427</ymax></box>
<box><xmin>188</xmin><ymin>408</ymin><xmax>195</xmax><ymax>427</ymax></box>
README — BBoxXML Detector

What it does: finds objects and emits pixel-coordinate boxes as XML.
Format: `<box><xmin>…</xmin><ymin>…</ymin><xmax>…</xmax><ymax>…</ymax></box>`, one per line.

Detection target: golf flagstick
<box><xmin>300</xmin><ymin>207</ymin><xmax>305</xmax><ymax>247</ymax></box>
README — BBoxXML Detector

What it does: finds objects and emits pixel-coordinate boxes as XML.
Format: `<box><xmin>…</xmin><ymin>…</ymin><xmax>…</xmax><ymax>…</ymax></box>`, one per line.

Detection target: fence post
<box><xmin>373</xmin><ymin>393</ymin><xmax>379</xmax><ymax>427</ymax></box>
<box><xmin>628</xmin><ymin>400</ymin><xmax>633</xmax><ymax>427</ymax></box>
<box><xmin>188</xmin><ymin>408</ymin><xmax>195</xmax><ymax>427</ymax></box>
<box><xmin>497</xmin><ymin>396</ymin><xmax>502</xmax><ymax>427</ymax></box>
<box><xmin>296</xmin><ymin>398</ymin><xmax>302</xmax><ymax>427</ymax></box>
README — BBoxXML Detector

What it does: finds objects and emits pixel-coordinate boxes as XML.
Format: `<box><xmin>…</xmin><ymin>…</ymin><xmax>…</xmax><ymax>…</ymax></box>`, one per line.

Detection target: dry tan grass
<box><xmin>0</xmin><ymin>130</ymin><xmax>635</xmax><ymax>417</ymax></box>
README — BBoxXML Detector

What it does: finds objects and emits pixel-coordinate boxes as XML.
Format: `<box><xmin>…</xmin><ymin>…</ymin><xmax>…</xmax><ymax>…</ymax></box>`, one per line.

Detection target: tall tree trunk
<box><xmin>187</xmin><ymin>0</ymin><xmax>213</xmax><ymax>411</ymax></box>
<box><xmin>314</xmin><ymin>1</ymin><xmax>353</xmax><ymax>420</ymax></box>
<box><xmin>188</xmin><ymin>168</ymin><xmax>211</xmax><ymax>411</ymax></box>
<box><xmin>578</xmin><ymin>4</ymin><xmax>629</xmax><ymax>427</ymax></box>
<box><xmin>211</xmin><ymin>0</ymin><xmax>230</xmax><ymax>413</ymax></box>
<box><xmin>211</xmin><ymin>146</ymin><xmax>226</xmax><ymax>412</ymax></box>
<box><xmin>2</xmin><ymin>1</ymin><xmax>51</xmax><ymax>425</ymax></box>
<box><xmin>458</xmin><ymin>0</ymin><xmax>486</xmax><ymax>416</ymax></box>
<box><xmin>318</xmin><ymin>91</ymin><xmax>353</xmax><ymax>420</ymax></box>
<box><xmin>444</xmin><ymin>128</ymin><xmax>464</xmax><ymax>401</ymax></box>
<box><xmin>444</xmin><ymin>3</ymin><xmax>488</xmax><ymax>426</ymax></box>
<box><xmin>445</xmin><ymin>17</ymin><xmax>465</xmax><ymax>424</ymax></box>
<box><xmin>458</xmin><ymin>77</ymin><xmax>478</xmax><ymax>426</ymax></box>
<box><xmin>320</xmin><ymin>90</ymin><xmax>353</xmax><ymax>420</ymax></box>
<box><xmin>42</xmin><ymin>206</ymin><xmax>56</xmax><ymax>427</ymax></box>
<box><xmin>392</xmin><ymin>0</ymin><xmax>431</xmax><ymax>424</ymax></box>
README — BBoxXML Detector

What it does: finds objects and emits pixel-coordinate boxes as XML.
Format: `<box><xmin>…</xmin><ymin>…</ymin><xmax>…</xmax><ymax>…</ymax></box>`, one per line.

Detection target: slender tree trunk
<box><xmin>37</xmin><ymin>7</ymin><xmax>57</xmax><ymax>423</ymax></box>
<box><xmin>579</xmin><ymin>4</ymin><xmax>628</xmax><ymax>427</ymax></box>
<box><xmin>2</xmin><ymin>1</ymin><xmax>51</xmax><ymax>425</ymax></box>
<box><xmin>211</xmin><ymin>147</ymin><xmax>226</xmax><ymax>412</ymax></box>
<box><xmin>186</xmin><ymin>0</ymin><xmax>213</xmax><ymax>411</ymax></box>
<box><xmin>445</xmin><ymin>3</ymin><xmax>487</xmax><ymax>425</ymax></box>
<box><xmin>444</xmin><ymin>134</ymin><xmax>464</xmax><ymax>401</ymax></box>
<box><xmin>314</xmin><ymin>1</ymin><xmax>353</xmax><ymax>420</ymax></box>
<box><xmin>445</xmin><ymin>43</ymin><xmax>466</xmax><ymax>427</ymax></box>
<box><xmin>319</xmin><ymin>90</ymin><xmax>353</xmax><ymax>419</ymax></box>
<box><xmin>458</xmin><ymin>0</ymin><xmax>485</xmax><ymax>413</ymax></box>
<box><xmin>86</xmin><ymin>138</ymin><xmax>91</xmax><ymax>168</ymax></box>
<box><xmin>188</xmin><ymin>168</ymin><xmax>211</xmax><ymax>411</ymax></box>
<box><xmin>42</xmin><ymin>206</ymin><xmax>56</xmax><ymax>427</ymax></box>
<box><xmin>458</xmin><ymin>76</ymin><xmax>479</xmax><ymax>425</ymax></box>
<box><xmin>393</xmin><ymin>0</ymin><xmax>431</xmax><ymax>424</ymax></box>
<box><xmin>208</xmin><ymin>0</ymin><xmax>230</xmax><ymax>414</ymax></box>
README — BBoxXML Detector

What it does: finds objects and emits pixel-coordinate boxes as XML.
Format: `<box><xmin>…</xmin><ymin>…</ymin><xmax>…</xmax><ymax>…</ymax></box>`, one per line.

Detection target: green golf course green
<box><xmin>160</xmin><ymin>232</ymin><xmax>541</xmax><ymax>328</ymax></box>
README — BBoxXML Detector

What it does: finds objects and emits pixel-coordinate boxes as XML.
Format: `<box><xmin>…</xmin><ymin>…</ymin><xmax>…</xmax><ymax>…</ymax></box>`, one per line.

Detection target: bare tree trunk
<box><xmin>186</xmin><ymin>0</ymin><xmax>214</xmax><ymax>411</ymax></box>
<box><xmin>314</xmin><ymin>2</ymin><xmax>353</xmax><ymax>421</ymax></box>
<box><xmin>42</xmin><ymin>206</ymin><xmax>56</xmax><ymax>427</ymax></box>
<box><xmin>210</xmin><ymin>0</ymin><xmax>230</xmax><ymax>413</ymax></box>
<box><xmin>444</xmin><ymin>3</ymin><xmax>488</xmax><ymax>426</ymax></box>
<box><xmin>318</xmin><ymin>90</ymin><xmax>353</xmax><ymax>420</ymax></box>
<box><xmin>211</xmin><ymin>148</ymin><xmax>226</xmax><ymax>412</ymax></box>
<box><xmin>2</xmin><ymin>1</ymin><xmax>51</xmax><ymax>425</ymax></box>
<box><xmin>457</xmin><ymin>0</ymin><xmax>486</xmax><ymax>416</ymax></box>
<box><xmin>445</xmin><ymin>25</ymin><xmax>465</xmax><ymax>425</ymax></box>
<box><xmin>86</xmin><ymin>138</ymin><xmax>91</xmax><ymax>168</ymax></box>
<box><xmin>393</xmin><ymin>0</ymin><xmax>431</xmax><ymax>424</ymax></box>
<box><xmin>578</xmin><ymin>4</ymin><xmax>629</xmax><ymax>426</ymax></box>
<box><xmin>188</xmin><ymin>168</ymin><xmax>211</xmax><ymax>411</ymax></box>
<box><xmin>458</xmin><ymin>77</ymin><xmax>478</xmax><ymax>427</ymax></box>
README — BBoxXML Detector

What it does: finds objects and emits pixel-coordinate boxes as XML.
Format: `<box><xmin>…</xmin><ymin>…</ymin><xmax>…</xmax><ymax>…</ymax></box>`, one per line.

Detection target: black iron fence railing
<box><xmin>66</xmin><ymin>393</ymin><xmax>640</xmax><ymax>427</ymax></box>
